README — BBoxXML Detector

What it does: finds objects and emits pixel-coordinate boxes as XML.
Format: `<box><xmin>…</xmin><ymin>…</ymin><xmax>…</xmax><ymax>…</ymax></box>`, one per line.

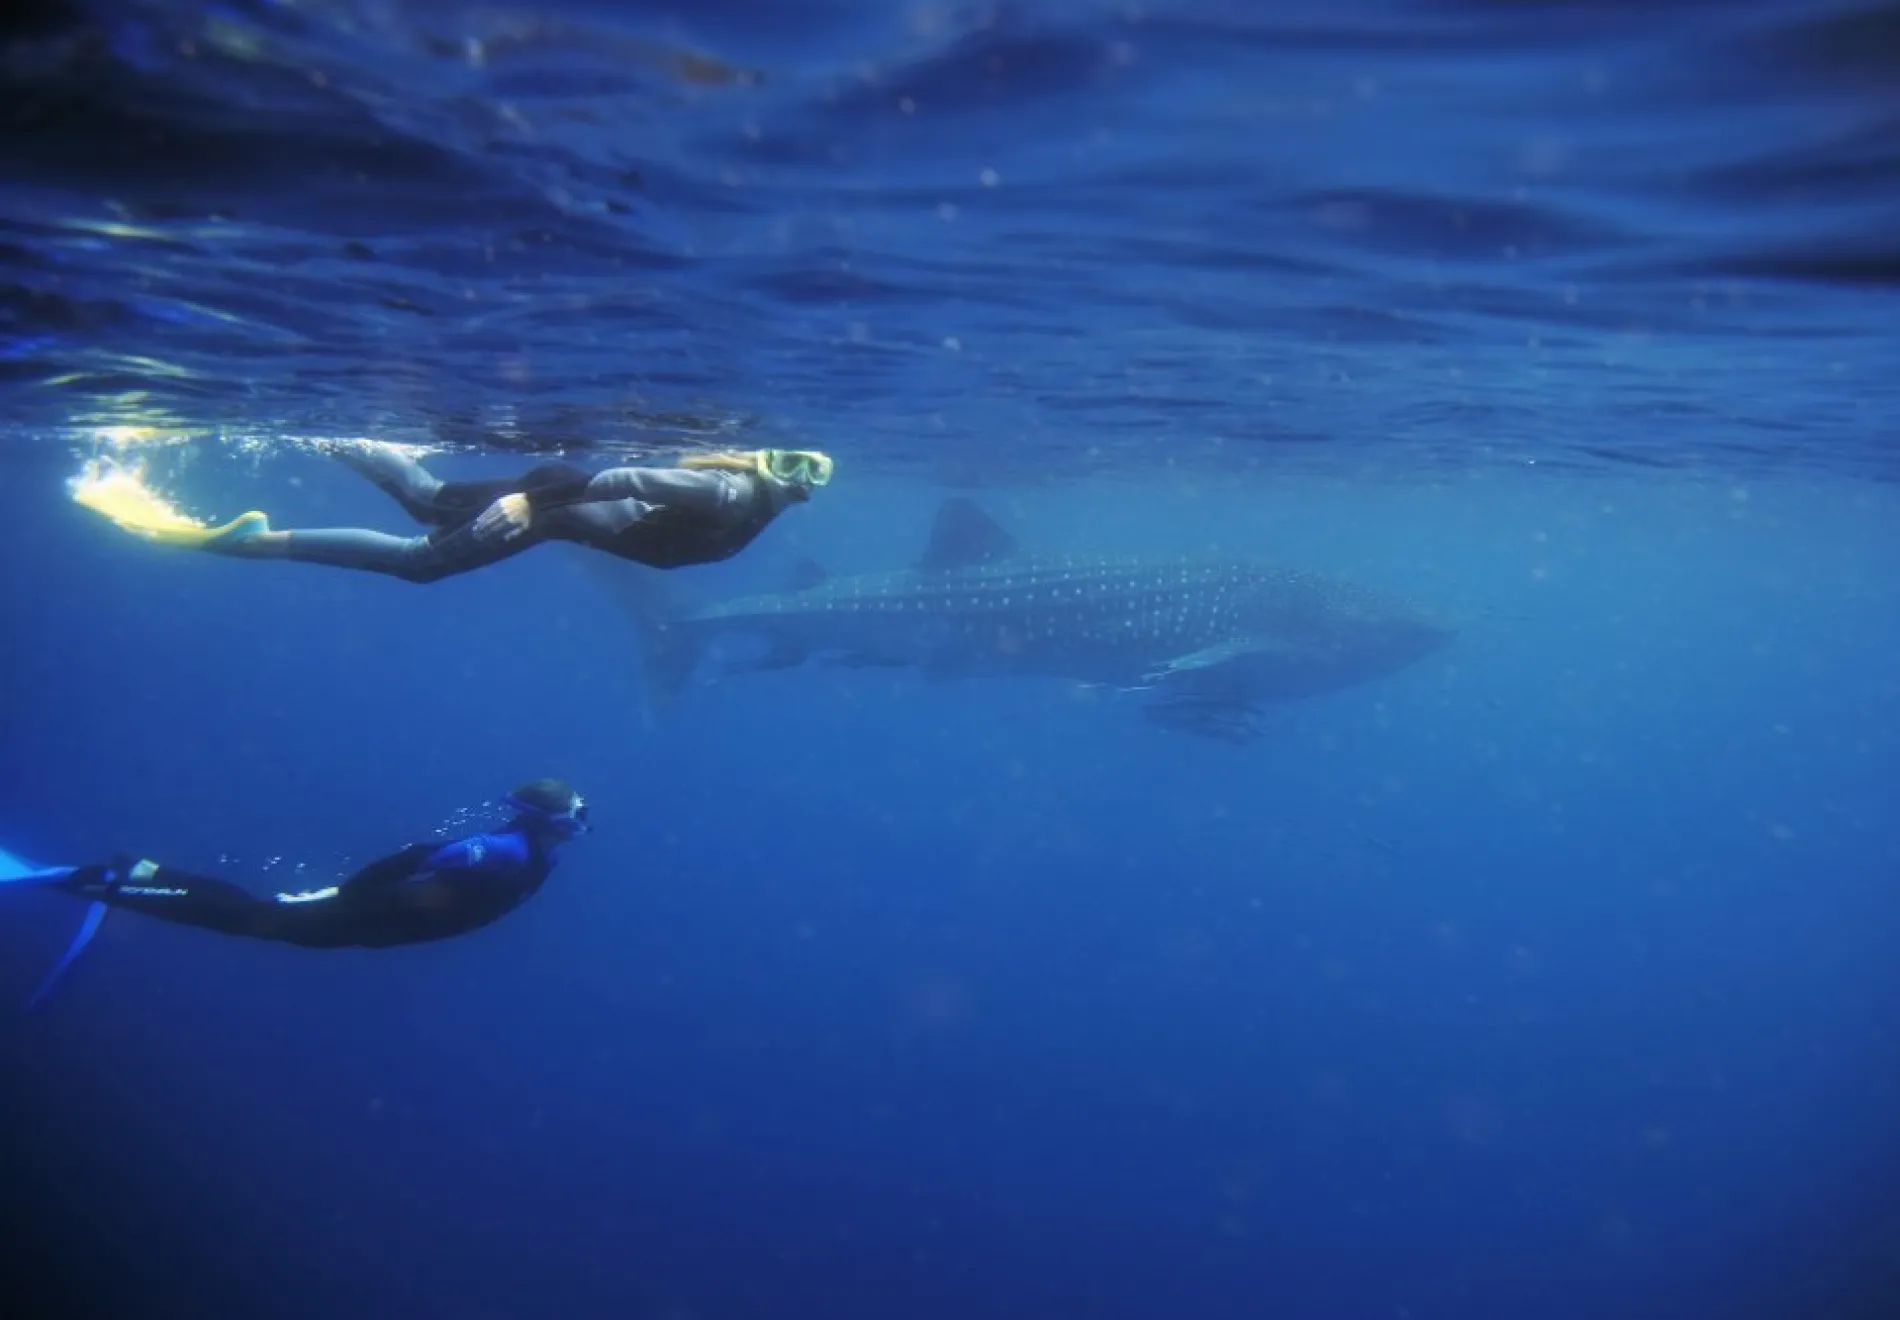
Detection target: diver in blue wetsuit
<box><xmin>34</xmin><ymin>779</ymin><xmax>589</xmax><ymax>955</ymax></box>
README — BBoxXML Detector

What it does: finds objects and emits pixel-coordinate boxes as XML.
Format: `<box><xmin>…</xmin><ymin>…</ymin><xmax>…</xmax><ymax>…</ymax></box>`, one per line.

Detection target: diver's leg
<box><xmin>429</xmin><ymin>463</ymin><xmax>595</xmax><ymax>520</ymax></box>
<box><xmin>208</xmin><ymin>518</ymin><xmax>540</xmax><ymax>584</ymax></box>
<box><xmin>328</xmin><ymin>441</ymin><xmax>454</xmax><ymax>524</ymax></box>
<box><xmin>57</xmin><ymin>854</ymin><xmax>446</xmax><ymax>948</ymax></box>
<box><xmin>331</xmin><ymin>445</ymin><xmax>595</xmax><ymax>527</ymax></box>
<box><xmin>60</xmin><ymin>861</ymin><xmax>298</xmax><ymax>941</ymax></box>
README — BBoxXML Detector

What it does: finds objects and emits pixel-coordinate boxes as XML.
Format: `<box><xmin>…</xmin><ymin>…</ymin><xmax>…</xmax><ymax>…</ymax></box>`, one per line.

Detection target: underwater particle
<box><xmin>979</xmin><ymin>167</ymin><xmax>1000</xmax><ymax>187</ymax></box>
<box><xmin>1598</xmin><ymin>1211</ymin><xmax>1636</xmax><ymax>1250</ymax></box>
<box><xmin>906</xmin><ymin>973</ymin><xmax>974</xmax><ymax>1029</ymax></box>
<box><xmin>1518</xmin><ymin>138</ymin><xmax>1570</xmax><ymax>178</ymax></box>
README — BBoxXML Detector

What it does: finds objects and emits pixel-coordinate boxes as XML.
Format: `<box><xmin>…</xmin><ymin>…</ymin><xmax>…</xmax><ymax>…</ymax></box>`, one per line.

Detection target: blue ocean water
<box><xmin>2</xmin><ymin>1</ymin><xmax>1898</xmax><ymax>1318</ymax></box>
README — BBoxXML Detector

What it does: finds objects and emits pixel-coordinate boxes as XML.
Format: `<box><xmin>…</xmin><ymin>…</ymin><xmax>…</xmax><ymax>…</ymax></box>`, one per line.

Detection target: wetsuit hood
<box><xmin>506</xmin><ymin>780</ymin><xmax>590</xmax><ymax>836</ymax></box>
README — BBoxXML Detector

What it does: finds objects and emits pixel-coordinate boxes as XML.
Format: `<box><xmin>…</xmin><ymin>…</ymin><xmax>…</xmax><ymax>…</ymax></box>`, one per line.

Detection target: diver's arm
<box><xmin>418</xmin><ymin>832</ymin><xmax>532</xmax><ymax>874</ymax></box>
<box><xmin>479</xmin><ymin>463</ymin><xmax>754</xmax><ymax>541</ymax></box>
<box><xmin>332</xmin><ymin>835</ymin><xmax>532</xmax><ymax>911</ymax></box>
<box><xmin>531</xmin><ymin>464</ymin><xmax>744</xmax><ymax>514</ymax></box>
<box><xmin>516</xmin><ymin>468</ymin><xmax>600</xmax><ymax>511</ymax></box>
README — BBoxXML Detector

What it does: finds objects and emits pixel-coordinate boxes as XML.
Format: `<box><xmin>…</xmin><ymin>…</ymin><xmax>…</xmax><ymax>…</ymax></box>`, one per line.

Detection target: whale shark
<box><xmin>596</xmin><ymin>499</ymin><xmax>1456</xmax><ymax>741</ymax></box>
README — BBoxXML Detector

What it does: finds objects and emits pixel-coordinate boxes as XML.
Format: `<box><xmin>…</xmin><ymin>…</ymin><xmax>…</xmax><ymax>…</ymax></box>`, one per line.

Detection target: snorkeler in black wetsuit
<box><xmin>49</xmin><ymin>779</ymin><xmax>589</xmax><ymax>951</ymax></box>
<box><xmin>82</xmin><ymin>443</ymin><xmax>834</xmax><ymax>583</ymax></box>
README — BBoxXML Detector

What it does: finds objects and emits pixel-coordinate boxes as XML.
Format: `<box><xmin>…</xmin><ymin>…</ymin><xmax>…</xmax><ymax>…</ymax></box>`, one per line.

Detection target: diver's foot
<box><xmin>325</xmin><ymin>438</ymin><xmax>442</xmax><ymax>506</ymax></box>
<box><xmin>71</xmin><ymin>465</ymin><xmax>270</xmax><ymax>550</ymax></box>
<box><xmin>194</xmin><ymin>510</ymin><xmax>272</xmax><ymax>551</ymax></box>
<box><xmin>323</xmin><ymin>437</ymin><xmax>400</xmax><ymax>474</ymax></box>
<box><xmin>130</xmin><ymin>509</ymin><xmax>272</xmax><ymax>551</ymax></box>
<box><xmin>66</xmin><ymin>856</ymin><xmax>155</xmax><ymax>896</ymax></box>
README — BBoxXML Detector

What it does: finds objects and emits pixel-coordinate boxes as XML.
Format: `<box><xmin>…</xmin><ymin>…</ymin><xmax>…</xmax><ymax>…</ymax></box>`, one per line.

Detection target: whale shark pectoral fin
<box><xmin>727</xmin><ymin>639</ymin><xmax>811</xmax><ymax>673</ymax></box>
<box><xmin>1141</xmin><ymin>638</ymin><xmax>1269</xmax><ymax>685</ymax></box>
<box><xmin>830</xmin><ymin>652</ymin><xmax>909</xmax><ymax>670</ymax></box>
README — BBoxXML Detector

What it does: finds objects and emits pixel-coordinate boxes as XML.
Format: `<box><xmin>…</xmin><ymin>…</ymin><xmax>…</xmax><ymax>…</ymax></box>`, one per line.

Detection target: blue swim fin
<box><xmin>26</xmin><ymin>901</ymin><xmax>107</xmax><ymax>1012</ymax></box>
<box><xmin>0</xmin><ymin>845</ymin><xmax>76</xmax><ymax>887</ymax></box>
<box><xmin>0</xmin><ymin>845</ymin><xmax>105</xmax><ymax>1010</ymax></box>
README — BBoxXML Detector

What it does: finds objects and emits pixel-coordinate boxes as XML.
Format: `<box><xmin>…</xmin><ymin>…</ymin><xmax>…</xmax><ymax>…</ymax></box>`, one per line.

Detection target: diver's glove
<box><xmin>474</xmin><ymin>493</ymin><xmax>534</xmax><ymax>542</ymax></box>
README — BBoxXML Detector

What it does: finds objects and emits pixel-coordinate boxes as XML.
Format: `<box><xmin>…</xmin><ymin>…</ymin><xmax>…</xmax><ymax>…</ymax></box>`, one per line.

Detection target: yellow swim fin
<box><xmin>134</xmin><ymin>508</ymin><xmax>271</xmax><ymax>548</ymax></box>
<box><xmin>71</xmin><ymin>464</ymin><xmax>270</xmax><ymax>548</ymax></box>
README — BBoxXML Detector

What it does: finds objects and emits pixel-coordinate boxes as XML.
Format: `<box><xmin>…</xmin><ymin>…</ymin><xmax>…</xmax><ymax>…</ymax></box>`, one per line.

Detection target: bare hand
<box><xmin>474</xmin><ymin>493</ymin><xmax>533</xmax><ymax>542</ymax></box>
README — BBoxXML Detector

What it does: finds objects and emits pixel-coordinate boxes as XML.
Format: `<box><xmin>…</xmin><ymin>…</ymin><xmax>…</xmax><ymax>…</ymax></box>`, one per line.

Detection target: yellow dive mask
<box><xmin>756</xmin><ymin>449</ymin><xmax>834</xmax><ymax>489</ymax></box>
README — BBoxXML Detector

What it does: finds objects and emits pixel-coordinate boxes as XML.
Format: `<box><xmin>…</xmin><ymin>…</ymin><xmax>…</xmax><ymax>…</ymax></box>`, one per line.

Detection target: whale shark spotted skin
<box><xmin>604</xmin><ymin>499</ymin><xmax>1456</xmax><ymax>741</ymax></box>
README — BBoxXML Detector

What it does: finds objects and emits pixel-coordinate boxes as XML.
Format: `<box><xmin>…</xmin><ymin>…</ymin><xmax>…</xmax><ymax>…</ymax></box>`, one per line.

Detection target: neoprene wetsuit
<box><xmin>220</xmin><ymin>445</ymin><xmax>797</xmax><ymax>582</ymax></box>
<box><xmin>58</xmin><ymin>827</ymin><xmax>559</xmax><ymax>948</ymax></box>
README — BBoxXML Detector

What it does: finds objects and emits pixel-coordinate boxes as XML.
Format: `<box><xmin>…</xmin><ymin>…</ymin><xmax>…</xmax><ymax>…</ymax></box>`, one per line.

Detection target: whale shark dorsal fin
<box><xmin>915</xmin><ymin>498</ymin><xmax>1018</xmax><ymax>573</ymax></box>
<box><xmin>786</xmin><ymin>557</ymin><xmax>829</xmax><ymax>591</ymax></box>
